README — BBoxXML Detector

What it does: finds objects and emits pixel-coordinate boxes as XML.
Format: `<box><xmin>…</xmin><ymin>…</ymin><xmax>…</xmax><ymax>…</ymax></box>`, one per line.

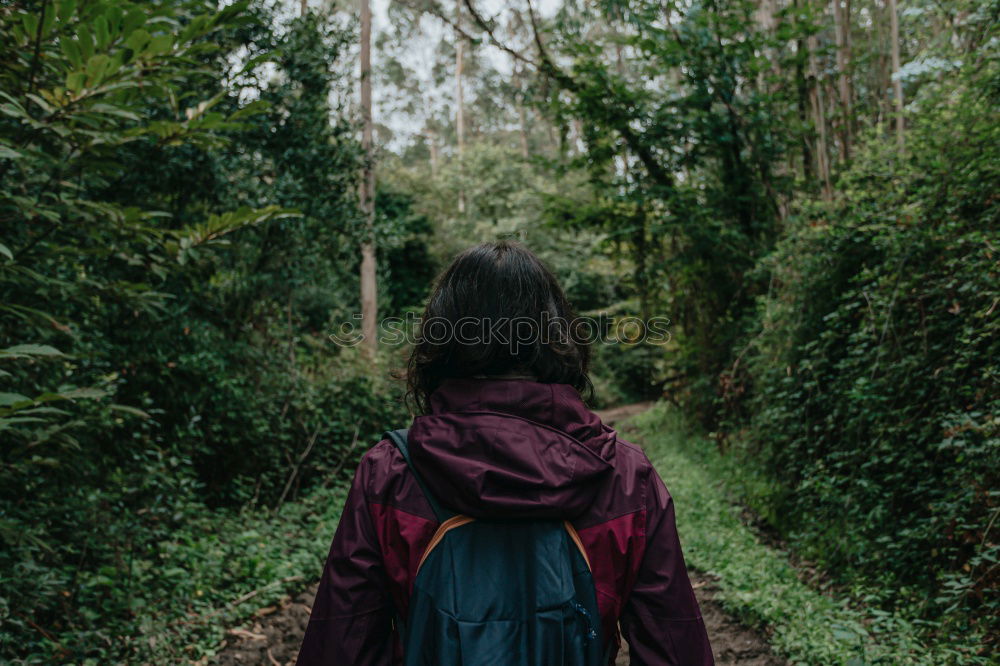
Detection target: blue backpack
<box><xmin>385</xmin><ymin>429</ymin><xmax>606</xmax><ymax>666</ymax></box>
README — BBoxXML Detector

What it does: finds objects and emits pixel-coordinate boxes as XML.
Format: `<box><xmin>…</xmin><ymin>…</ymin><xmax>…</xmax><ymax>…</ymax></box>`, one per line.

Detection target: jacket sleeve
<box><xmin>619</xmin><ymin>468</ymin><xmax>714</xmax><ymax>666</ymax></box>
<box><xmin>296</xmin><ymin>455</ymin><xmax>394</xmax><ymax>666</ymax></box>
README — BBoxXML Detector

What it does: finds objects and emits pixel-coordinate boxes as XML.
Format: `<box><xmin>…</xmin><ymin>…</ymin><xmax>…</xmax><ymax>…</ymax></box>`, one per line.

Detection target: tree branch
<box><xmin>462</xmin><ymin>0</ymin><xmax>675</xmax><ymax>190</ymax></box>
<box><xmin>24</xmin><ymin>0</ymin><xmax>50</xmax><ymax>105</ymax></box>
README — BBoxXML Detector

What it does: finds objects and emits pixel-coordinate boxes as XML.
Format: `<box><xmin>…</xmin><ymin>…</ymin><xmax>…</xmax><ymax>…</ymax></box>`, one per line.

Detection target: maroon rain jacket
<box><xmin>297</xmin><ymin>378</ymin><xmax>714</xmax><ymax>665</ymax></box>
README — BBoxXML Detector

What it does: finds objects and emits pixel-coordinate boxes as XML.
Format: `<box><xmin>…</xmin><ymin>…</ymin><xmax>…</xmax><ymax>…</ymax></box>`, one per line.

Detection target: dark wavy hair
<box><xmin>406</xmin><ymin>241</ymin><xmax>592</xmax><ymax>413</ymax></box>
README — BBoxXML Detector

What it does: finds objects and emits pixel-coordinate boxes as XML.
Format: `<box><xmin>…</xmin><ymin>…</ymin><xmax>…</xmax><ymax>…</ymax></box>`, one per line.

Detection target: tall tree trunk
<box><xmin>887</xmin><ymin>0</ymin><xmax>905</xmax><ymax>152</ymax></box>
<box><xmin>518</xmin><ymin>104</ymin><xmax>530</xmax><ymax>158</ymax></box>
<box><xmin>455</xmin><ymin>0</ymin><xmax>466</xmax><ymax>214</ymax></box>
<box><xmin>755</xmin><ymin>0</ymin><xmax>776</xmax><ymax>36</ymax></box>
<box><xmin>359</xmin><ymin>0</ymin><xmax>377</xmax><ymax>357</ymax></box>
<box><xmin>872</xmin><ymin>0</ymin><xmax>889</xmax><ymax>131</ymax></box>
<box><xmin>831</xmin><ymin>0</ymin><xmax>853</xmax><ymax>161</ymax></box>
<box><xmin>634</xmin><ymin>207</ymin><xmax>650</xmax><ymax>325</ymax></box>
<box><xmin>572</xmin><ymin>119</ymin><xmax>584</xmax><ymax>156</ymax></box>
<box><xmin>515</xmin><ymin>62</ymin><xmax>530</xmax><ymax>158</ymax></box>
<box><xmin>807</xmin><ymin>35</ymin><xmax>833</xmax><ymax>200</ymax></box>
<box><xmin>756</xmin><ymin>0</ymin><xmax>781</xmax><ymax>82</ymax></box>
<box><xmin>427</xmin><ymin>128</ymin><xmax>439</xmax><ymax>176</ymax></box>
<box><xmin>300</xmin><ymin>0</ymin><xmax>307</xmax><ymax>16</ymax></box>
<box><xmin>795</xmin><ymin>0</ymin><xmax>813</xmax><ymax>181</ymax></box>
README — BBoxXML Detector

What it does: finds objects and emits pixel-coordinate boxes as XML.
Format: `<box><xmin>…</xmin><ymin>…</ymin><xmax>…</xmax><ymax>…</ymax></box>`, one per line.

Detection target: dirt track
<box><xmin>215</xmin><ymin>404</ymin><xmax>785</xmax><ymax>665</ymax></box>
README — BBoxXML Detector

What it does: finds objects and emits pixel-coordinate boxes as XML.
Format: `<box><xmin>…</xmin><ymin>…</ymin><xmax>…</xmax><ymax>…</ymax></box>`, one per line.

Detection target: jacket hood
<box><xmin>406</xmin><ymin>378</ymin><xmax>617</xmax><ymax>519</ymax></box>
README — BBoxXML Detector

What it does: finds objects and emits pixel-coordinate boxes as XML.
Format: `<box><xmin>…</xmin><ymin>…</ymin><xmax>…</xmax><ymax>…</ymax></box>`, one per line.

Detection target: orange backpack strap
<box><xmin>563</xmin><ymin>521</ymin><xmax>593</xmax><ymax>571</ymax></box>
<box><xmin>416</xmin><ymin>517</ymin><xmax>593</xmax><ymax>575</ymax></box>
<box><xmin>417</xmin><ymin>515</ymin><xmax>476</xmax><ymax>573</ymax></box>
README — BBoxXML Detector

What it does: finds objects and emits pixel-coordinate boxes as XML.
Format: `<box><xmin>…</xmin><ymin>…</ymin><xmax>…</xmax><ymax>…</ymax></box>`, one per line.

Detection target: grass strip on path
<box><xmin>631</xmin><ymin>403</ymin><xmax>987</xmax><ymax>666</ymax></box>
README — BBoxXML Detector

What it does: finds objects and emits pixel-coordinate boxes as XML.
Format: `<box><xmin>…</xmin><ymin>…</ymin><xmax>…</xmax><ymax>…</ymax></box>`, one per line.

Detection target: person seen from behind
<box><xmin>296</xmin><ymin>241</ymin><xmax>714</xmax><ymax>665</ymax></box>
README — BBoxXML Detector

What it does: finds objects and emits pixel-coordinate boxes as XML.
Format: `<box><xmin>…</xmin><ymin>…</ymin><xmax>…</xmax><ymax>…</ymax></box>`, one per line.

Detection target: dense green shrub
<box><xmin>635</xmin><ymin>404</ymin><xmax>991</xmax><ymax>664</ymax></box>
<box><xmin>731</xmin><ymin>62</ymin><xmax>999</xmax><ymax>642</ymax></box>
<box><xmin>0</xmin><ymin>2</ymin><xmax>421</xmax><ymax>661</ymax></box>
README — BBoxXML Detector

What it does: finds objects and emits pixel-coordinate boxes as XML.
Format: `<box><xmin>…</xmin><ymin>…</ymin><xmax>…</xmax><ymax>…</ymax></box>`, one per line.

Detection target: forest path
<box><xmin>215</xmin><ymin>403</ymin><xmax>785</xmax><ymax>666</ymax></box>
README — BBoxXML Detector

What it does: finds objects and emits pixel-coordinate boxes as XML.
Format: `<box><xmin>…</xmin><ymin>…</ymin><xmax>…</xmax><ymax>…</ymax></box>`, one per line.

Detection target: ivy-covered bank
<box><xmin>631</xmin><ymin>405</ymin><xmax>991</xmax><ymax>666</ymax></box>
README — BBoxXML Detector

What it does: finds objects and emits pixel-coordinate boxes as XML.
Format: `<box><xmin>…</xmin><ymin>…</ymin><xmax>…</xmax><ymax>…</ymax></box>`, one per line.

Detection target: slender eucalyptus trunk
<box><xmin>359</xmin><ymin>0</ymin><xmax>377</xmax><ymax>357</ymax></box>
<box><xmin>455</xmin><ymin>0</ymin><xmax>466</xmax><ymax>214</ymax></box>
<box><xmin>572</xmin><ymin>119</ymin><xmax>584</xmax><ymax>156</ymax></box>
<box><xmin>756</xmin><ymin>0</ymin><xmax>780</xmax><ymax>82</ymax></box>
<box><xmin>515</xmin><ymin>62</ymin><xmax>530</xmax><ymax>159</ymax></box>
<box><xmin>427</xmin><ymin>128</ymin><xmax>439</xmax><ymax>176</ymax></box>
<box><xmin>795</xmin><ymin>0</ymin><xmax>813</xmax><ymax>181</ymax></box>
<box><xmin>518</xmin><ymin>105</ymin><xmax>530</xmax><ymax>158</ymax></box>
<box><xmin>887</xmin><ymin>0</ymin><xmax>905</xmax><ymax>152</ymax></box>
<box><xmin>807</xmin><ymin>35</ymin><xmax>833</xmax><ymax>200</ymax></box>
<box><xmin>831</xmin><ymin>0</ymin><xmax>853</xmax><ymax>161</ymax></box>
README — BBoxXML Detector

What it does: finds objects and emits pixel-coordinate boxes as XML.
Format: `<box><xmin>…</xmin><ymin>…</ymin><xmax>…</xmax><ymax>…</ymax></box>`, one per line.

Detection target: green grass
<box><xmin>631</xmin><ymin>403</ymin><xmax>990</xmax><ymax>666</ymax></box>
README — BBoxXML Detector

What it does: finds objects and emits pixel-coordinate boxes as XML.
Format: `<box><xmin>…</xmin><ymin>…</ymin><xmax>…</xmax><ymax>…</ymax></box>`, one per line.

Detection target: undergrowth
<box><xmin>631</xmin><ymin>403</ymin><xmax>991</xmax><ymax>665</ymax></box>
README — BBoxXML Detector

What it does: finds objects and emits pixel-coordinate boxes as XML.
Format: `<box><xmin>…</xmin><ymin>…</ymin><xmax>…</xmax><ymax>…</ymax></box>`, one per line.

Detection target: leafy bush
<box><xmin>0</xmin><ymin>3</ymin><xmax>418</xmax><ymax>661</ymax></box>
<box><xmin>634</xmin><ymin>404</ymin><xmax>991</xmax><ymax>665</ymax></box>
<box><xmin>729</xmin><ymin>60</ymin><xmax>999</xmax><ymax>645</ymax></box>
<box><xmin>1</xmin><ymin>470</ymin><xmax>352</xmax><ymax>664</ymax></box>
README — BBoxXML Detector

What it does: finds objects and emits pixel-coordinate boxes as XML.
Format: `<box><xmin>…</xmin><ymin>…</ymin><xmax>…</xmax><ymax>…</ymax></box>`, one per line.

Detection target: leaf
<box><xmin>24</xmin><ymin>94</ymin><xmax>54</xmax><ymax>115</ymax></box>
<box><xmin>66</xmin><ymin>71</ymin><xmax>86</xmax><ymax>94</ymax></box>
<box><xmin>170</xmin><ymin>206</ymin><xmax>299</xmax><ymax>262</ymax></box>
<box><xmin>57</xmin><ymin>0</ymin><xmax>77</xmax><ymax>23</ymax></box>
<box><xmin>41</xmin><ymin>4</ymin><xmax>56</xmax><ymax>38</ymax></box>
<box><xmin>0</xmin><ymin>344</ymin><xmax>65</xmax><ymax>358</ymax></box>
<box><xmin>228</xmin><ymin>99</ymin><xmax>269</xmax><ymax>121</ymax></box>
<box><xmin>145</xmin><ymin>33</ymin><xmax>173</xmax><ymax>56</ymax></box>
<box><xmin>110</xmin><ymin>404</ymin><xmax>152</xmax><ymax>419</ymax></box>
<box><xmin>104</xmin><ymin>51</ymin><xmax>125</xmax><ymax>80</ymax></box>
<box><xmin>85</xmin><ymin>54</ymin><xmax>111</xmax><ymax>86</ymax></box>
<box><xmin>94</xmin><ymin>15</ymin><xmax>110</xmax><ymax>50</ymax></box>
<box><xmin>0</xmin><ymin>103</ymin><xmax>28</xmax><ymax>120</ymax></box>
<box><xmin>21</xmin><ymin>12</ymin><xmax>39</xmax><ymax>39</ymax></box>
<box><xmin>77</xmin><ymin>23</ymin><xmax>94</xmax><ymax>61</ymax></box>
<box><xmin>29</xmin><ymin>405</ymin><xmax>74</xmax><ymax>415</ymax></box>
<box><xmin>54</xmin><ymin>387</ymin><xmax>107</xmax><ymax>401</ymax></box>
<box><xmin>0</xmin><ymin>417</ymin><xmax>47</xmax><ymax>427</ymax></box>
<box><xmin>0</xmin><ymin>393</ymin><xmax>31</xmax><ymax>407</ymax></box>
<box><xmin>0</xmin><ymin>242</ymin><xmax>12</xmax><ymax>260</ymax></box>
<box><xmin>61</xmin><ymin>38</ymin><xmax>83</xmax><ymax>68</ymax></box>
<box><xmin>124</xmin><ymin>28</ymin><xmax>151</xmax><ymax>54</ymax></box>
<box><xmin>178</xmin><ymin>14</ymin><xmax>210</xmax><ymax>45</ymax></box>
<box><xmin>234</xmin><ymin>51</ymin><xmax>274</xmax><ymax>77</ymax></box>
<box><xmin>90</xmin><ymin>103</ymin><xmax>140</xmax><ymax>122</ymax></box>
<box><xmin>9</xmin><ymin>22</ymin><xmax>25</xmax><ymax>46</ymax></box>
<box><xmin>122</xmin><ymin>8</ymin><xmax>146</xmax><ymax>35</ymax></box>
